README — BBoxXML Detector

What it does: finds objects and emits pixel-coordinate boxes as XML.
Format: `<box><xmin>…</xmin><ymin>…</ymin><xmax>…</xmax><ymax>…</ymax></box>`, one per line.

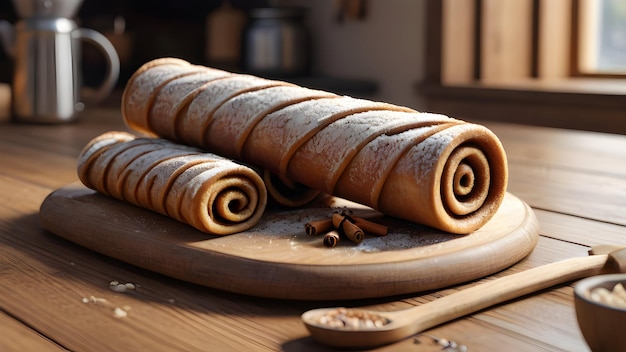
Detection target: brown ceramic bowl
<box><xmin>574</xmin><ymin>274</ymin><xmax>626</xmax><ymax>352</ymax></box>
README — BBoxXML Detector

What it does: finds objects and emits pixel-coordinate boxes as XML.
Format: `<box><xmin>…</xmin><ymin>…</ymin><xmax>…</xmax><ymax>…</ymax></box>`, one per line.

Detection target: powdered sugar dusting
<box><xmin>80</xmin><ymin>134</ymin><xmax>265</xmax><ymax>235</ymax></box>
<box><xmin>150</xmin><ymin>71</ymin><xmax>230</xmax><ymax>138</ymax></box>
<box><xmin>124</xmin><ymin>64</ymin><xmax>203</xmax><ymax>132</ymax></box>
<box><xmin>239</xmin><ymin>204</ymin><xmax>462</xmax><ymax>254</ymax></box>
<box><xmin>288</xmin><ymin>110</ymin><xmax>451</xmax><ymax>191</ymax></box>
<box><xmin>210</xmin><ymin>85</ymin><xmax>337</xmax><ymax>158</ymax></box>
<box><xmin>121</xmin><ymin>60</ymin><xmax>507</xmax><ymax>233</ymax></box>
<box><xmin>277</xmin><ymin>97</ymin><xmax>409</xmax><ymax>174</ymax></box>
<box><xmin>334</xmin><ymin>126</ymin><xmax>441</xmax><ymax>206</ymax></box>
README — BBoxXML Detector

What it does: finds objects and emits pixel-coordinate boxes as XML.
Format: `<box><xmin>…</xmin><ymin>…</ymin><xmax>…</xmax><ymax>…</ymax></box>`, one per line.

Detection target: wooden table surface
<box><xmin>2</xmin><ymin>106</ymin><xmax>625</xmax><ymax>352</ymax></box>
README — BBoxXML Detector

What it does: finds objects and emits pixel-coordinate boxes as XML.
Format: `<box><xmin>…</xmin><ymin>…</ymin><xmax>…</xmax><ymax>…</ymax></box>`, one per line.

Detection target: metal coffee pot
<box><xmin>0</xmin><ymin>0</ymin><xmax>119</xmax><ymax>123</ymax></box>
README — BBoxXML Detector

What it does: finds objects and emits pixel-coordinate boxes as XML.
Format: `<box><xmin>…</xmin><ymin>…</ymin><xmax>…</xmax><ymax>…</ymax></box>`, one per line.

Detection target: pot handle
<box><xmin>74</xmin><ymin>28</ymin><xmax>120</xmax><ymax>105</ymax></box>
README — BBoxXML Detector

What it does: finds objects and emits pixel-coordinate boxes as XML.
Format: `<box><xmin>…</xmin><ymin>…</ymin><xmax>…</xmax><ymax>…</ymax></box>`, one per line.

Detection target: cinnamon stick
<box><xmin>341</xmin><ymin>220</ymin><xmax>364</xmax><ymax>244</ymax></box>
<box><xmin>351</xmin><ymin>216</ymin><xmax>388</xmax><ymax>236</ymax></box>
<box><xmin>305</xmin><ymin>219</ymin><xmax>333</xmax><ymax>236</ymax></box>
<box><xmin>323</xmin><ymin>230</ymin><xmax>341</xmax><ymax>248</ymax></box>
<box><xmin>315</xmin><ymin>211</ymin><xmax>386</xmax><ymax>246</ymax></box>
<box><xmin>331</xmin><ymin>213</ymin><xmax>347</xmax><ymax>229</ymax></box>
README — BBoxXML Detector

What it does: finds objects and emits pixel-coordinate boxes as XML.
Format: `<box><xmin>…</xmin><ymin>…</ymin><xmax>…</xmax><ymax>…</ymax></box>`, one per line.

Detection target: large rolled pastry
<box><xmin>77</xmin><ymin>131</ymin><xmax>267</xmax><ymax>235</ymax></box>
<box><xmin>122</xmin><ymin>58</ymin><xmax>508</xmax><ymax>234</ymax></box>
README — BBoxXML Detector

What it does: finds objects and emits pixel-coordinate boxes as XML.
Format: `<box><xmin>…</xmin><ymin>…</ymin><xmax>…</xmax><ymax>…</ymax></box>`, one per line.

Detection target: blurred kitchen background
<box><xmin>0</xmin><ymin>0</ymin><xmax>624</xmax><ymax>133</ymax></box>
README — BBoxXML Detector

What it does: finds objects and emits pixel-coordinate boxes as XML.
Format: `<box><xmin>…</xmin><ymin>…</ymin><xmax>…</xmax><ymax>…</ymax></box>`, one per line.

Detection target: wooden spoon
<box><xmin>302</xmin><ymin>245</ymin><xmax>626</xmax><ymax>348</ymax></box>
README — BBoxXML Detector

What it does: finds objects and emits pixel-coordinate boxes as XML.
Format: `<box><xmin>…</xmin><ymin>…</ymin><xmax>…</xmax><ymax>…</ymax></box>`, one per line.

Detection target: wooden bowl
<box><xmin>574</xmin><ymin>274</ymin><xmax>626</xmax><ymax>352</ymax></box>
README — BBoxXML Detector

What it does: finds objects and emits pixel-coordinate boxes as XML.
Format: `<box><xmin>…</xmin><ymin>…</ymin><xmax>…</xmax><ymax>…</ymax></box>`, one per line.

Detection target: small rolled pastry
<box><xmin>76</xmin><ymin>131</ymin><xmax>267</xmax><ymax>235</ymax></box>
<box><xmin>122</xmin><ymin>58</ymin><xmax>508</xmax><ymax>234</ymax></box>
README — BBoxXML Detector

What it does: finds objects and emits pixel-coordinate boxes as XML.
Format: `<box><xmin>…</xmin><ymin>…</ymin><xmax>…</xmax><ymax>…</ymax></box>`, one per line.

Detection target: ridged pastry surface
<box><xmin>77</xmin><ymin>131</ymin><xmax>267</xmax><ymax>235</ymax></box>
<box><xmin>121</xmin><ymin>58</ymin><xmax>508</xmax><ymax>234</ymax></box>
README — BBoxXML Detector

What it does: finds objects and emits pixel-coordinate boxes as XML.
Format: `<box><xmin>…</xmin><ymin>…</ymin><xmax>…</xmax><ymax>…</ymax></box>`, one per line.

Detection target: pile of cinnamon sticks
<box><xmin>305</xmin><ymin>210</ymin><xmax>388</xmax><ymax>247</ymax></box>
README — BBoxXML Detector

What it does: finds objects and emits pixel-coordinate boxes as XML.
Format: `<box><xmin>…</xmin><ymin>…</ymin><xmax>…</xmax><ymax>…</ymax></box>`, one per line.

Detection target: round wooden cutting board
<box><xmin>40</xmin><ymin>183</ymin><xmax>539</xmax><ymax>300</ymax></box>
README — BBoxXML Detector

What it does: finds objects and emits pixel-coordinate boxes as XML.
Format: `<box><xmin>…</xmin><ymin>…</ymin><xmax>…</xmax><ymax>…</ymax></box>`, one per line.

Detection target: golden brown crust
<box><xmin>121</xmin><ymin>58</ymin><xmax>509</xmax><ymax>234</ymax></box>
<box><xmin>77</xmin><ymin>132</ymin><xmax>267</xmax><ymax>235</ymax></box>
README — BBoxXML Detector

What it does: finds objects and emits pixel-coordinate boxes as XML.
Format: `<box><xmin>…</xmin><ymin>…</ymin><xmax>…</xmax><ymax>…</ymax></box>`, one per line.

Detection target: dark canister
<box><xmin>241</xmin><ymin>7</ymin><xmax>310</xmax><ymax>78</ymax></box>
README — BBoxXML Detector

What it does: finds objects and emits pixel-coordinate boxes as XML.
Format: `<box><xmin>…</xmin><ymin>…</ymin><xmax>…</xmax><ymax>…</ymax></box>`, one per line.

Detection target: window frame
<box><xmin>419</xmin><ymin>0</ymin><xmax>626</xmax><ymax>135</ymax></box>
<box><xmin>572</xmin><ymin>0</ymin><xmax>626</xmax><ymax>78</ymax></box>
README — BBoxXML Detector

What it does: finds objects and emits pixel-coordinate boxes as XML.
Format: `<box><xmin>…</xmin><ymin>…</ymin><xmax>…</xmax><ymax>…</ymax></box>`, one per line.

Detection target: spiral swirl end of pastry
<box><xmin>196</xmin><ymin>173</ymin><xmax>268</xmax><ymax>234</ymax></box>
<box><xmin>377</xmin><ymin>125</ymin><xmax>508</xmax><ymax>234</ymax></box>
<box><xmin>78</xmin><ymin>132</ymin><xmax>268</xmax><ymax>236</ymax></box>
<box><xmin>120</xmin><ymin>58</ymin><xmax>509</xmax><ymax>235</ymax></box>
<box><xmin>436</xmin><ymin>128</ymin><xmax>508</xmax><ymax>233</ymax></box>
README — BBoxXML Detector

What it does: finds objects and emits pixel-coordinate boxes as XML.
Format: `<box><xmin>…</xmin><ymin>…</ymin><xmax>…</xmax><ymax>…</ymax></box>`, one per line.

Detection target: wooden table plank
<box><xmin>0</xmin><ymin>311</ymin><xmax>66</xmax><ymax>352</ymax></box>
<box><xmin>487</xmin><ymin>122</ymin><xmax>626</xmax><ymax>176</ymax></box>
<box><xmin>533</xmin><ymin>209</ymin><xmax>626</xmax><ymax>247</ymax></box>
<box><xmin>1</xmin><ymin>206</ymin><xmax>592</xmax><ymax>352</ymax></box>
<box><xmin>507</xmin><ymin>161</ymin><xmax>626</xmax><ymax>226</ymax></box>
<box><xmin>4</xmin><ymin>109</ymin><xmax>625</xmax><ymax>351</ymax></box>
<box><xmin>469</xmin><ymin>291</ymin><xmax>586</xmax><ymax>352</ymax></box>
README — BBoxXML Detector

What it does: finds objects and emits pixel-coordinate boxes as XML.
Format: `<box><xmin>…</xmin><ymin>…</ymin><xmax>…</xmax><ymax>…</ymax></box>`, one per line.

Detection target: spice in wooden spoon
<box><xmin>302</xmin><ymin>248</ymin><xmax>617</xmax><ymax>348</ymax></box>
